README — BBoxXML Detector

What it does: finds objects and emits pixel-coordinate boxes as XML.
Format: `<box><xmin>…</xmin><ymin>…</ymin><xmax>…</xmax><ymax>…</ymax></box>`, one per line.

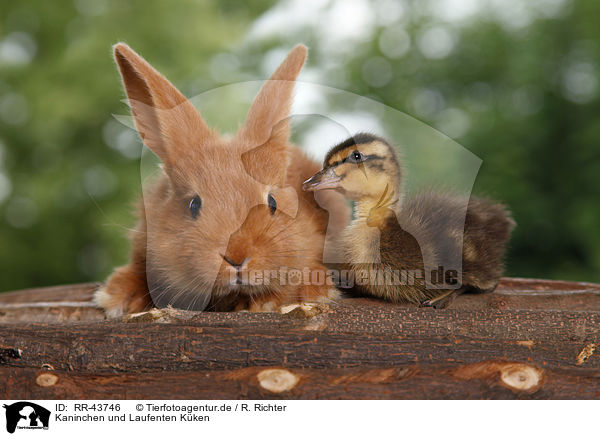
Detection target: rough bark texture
<box><xmin>1</xmin><ymin>278</ymin><xmax>599</xmax><ymax>399</ymax></box>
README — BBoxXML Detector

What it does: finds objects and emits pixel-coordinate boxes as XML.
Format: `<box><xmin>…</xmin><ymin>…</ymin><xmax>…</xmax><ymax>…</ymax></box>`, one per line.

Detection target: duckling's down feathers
<box><xmin>343</xmin><ymin>189</ymin><xmax>515</xmax><ymax>303</ymax></box>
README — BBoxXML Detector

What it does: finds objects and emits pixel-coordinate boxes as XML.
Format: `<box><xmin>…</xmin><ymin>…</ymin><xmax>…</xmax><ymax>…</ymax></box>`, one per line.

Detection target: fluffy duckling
<box><xmin>303</xmin><ymin>133</ymin><xmax>515</xmax><ymax>308</ymax></box>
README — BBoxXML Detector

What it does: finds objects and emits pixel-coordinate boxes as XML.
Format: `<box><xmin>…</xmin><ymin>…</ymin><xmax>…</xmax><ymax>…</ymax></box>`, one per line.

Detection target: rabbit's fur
<box><xmin>95</xmin><ymin>44</ymin><xmax>349</xmax><ymax>316</ymax></box>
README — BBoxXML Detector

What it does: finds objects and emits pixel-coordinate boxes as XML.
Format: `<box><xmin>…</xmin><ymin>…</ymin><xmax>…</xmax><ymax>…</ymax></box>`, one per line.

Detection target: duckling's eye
<box><xmin>348</xmin><ymin>150</ymin><xmax>365</xmax><ymax>163</ymax></box>
<box><xmin>189</xmin><ymin>195</ymin><xmax>202</xmax><ymax>219</ymax></box>
<box><xmin>267</xmin><ymin>193</ymin><xmax>277</xmax><ymax>215</ymax></box>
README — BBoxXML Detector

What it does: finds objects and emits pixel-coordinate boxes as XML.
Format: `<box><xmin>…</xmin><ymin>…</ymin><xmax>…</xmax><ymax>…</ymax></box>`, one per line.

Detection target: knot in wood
<box><xmin>257</xmin><ymin>369</ymin><xmax>299</xmax><ymax>393</ymax></box>
<box><xmin>36</xmin><ymin>372</ymin><xmax>58</xmax><ymax>387</ymax></box>
<box><xmin>499</xmin><ymin>363</ymin><xmax>542</xmax><ymax>392</ymax></box>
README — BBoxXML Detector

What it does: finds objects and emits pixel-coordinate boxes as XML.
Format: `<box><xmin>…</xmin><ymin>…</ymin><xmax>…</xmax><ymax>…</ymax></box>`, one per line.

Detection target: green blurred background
<box><xmin>1</xmin><ymin>0</ymin><xmax>599</xmax><ymax>292</ymax></box>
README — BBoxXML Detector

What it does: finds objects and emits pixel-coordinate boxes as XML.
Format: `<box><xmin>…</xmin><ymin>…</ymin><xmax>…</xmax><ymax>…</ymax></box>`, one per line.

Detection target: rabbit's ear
<box><xmin>113</xmin><ymin>43</ymin><xmax>212</xmax><ymax>174</ymax></box>
<box><xmin>240</xmin><ymin>45</ymin><xmax>307</xmax><ymax>184</ymax></box>
<box><xmin>242</xmin><ymin>44</ymin><xmax>307</xmax><ymax>145</ymax></box>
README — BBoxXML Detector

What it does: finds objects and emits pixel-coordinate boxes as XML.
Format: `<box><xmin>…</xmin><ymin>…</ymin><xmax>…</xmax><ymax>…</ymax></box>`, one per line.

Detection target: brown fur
<box><xmin>348</xmin><ymin>191</ymin><xmax>515</xmax><ymax>304</ymax></box>
<box><xmin>305</xmin><ymin>133</ymin><xmax>515</xmax><ymax>306</ymax></box>
<box><xmin>95</xmin><ymin>44</ymin><xmax>349</xmax><ymax>316</ymax></box>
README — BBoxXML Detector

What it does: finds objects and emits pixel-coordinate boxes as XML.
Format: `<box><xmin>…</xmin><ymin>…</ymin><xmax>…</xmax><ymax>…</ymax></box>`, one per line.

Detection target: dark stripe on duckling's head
<box><xmin>324</xmin><ymin>133</ymin><xmax>383</xmax><ymax>166</ymax></box>
<box><xmin>303</xmin><ymin>133</ymin><xmax>403</xmax><ymax>201</ymax></box>
<box><xmin>323</xmin><ymin>132</ymin><xmax>398</xmax><ymax>170</ymax></box>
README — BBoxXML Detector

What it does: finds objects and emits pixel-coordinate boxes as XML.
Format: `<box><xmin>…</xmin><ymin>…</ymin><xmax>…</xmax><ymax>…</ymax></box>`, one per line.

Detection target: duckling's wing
<box><xmin>399</xmin><ymin>191</ymin><xmax>466</xmax><ymax>275</ymax></box>
<box><xmin>400</xmin><ymin>191</ymin><xmax>514</xmax><ymax>291</ymax></box>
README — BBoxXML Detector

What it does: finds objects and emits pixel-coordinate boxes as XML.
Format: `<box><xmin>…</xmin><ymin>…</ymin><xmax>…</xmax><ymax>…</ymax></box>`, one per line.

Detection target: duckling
<box><xmin>302</xmin><ymin>133</ymin><xmax>515</xmax><ymax>308</ymax></box>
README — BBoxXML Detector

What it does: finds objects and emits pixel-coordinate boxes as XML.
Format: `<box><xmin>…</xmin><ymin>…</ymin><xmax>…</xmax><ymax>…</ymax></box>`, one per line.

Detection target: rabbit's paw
<box><xmin>94</xmin><ymin>286</ymin><xmax>125</xmax><ymax>318</ymax></box>
<box><xmin>299</xmin><ymin>284</ymin><xmax>340</xmax><ymax>305</ymax></box>
<box><xmin>94</xmin><ymin>265</ymin><xmax>152</xmax><ymax>317</ymax></box>
<box><xmin>247</xmin><ymin>293</ymin><xmax>285</xmax><ymax>312</ymax></box>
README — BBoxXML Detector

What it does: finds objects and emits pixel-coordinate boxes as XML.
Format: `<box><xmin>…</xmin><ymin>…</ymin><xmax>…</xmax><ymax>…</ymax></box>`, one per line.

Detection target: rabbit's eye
<box><xmin>268</xmin><ymin>193</ymin><xmax>277</xmax><ymax>215</ymax></box>
<box><xmin>189</xmin><ymin>195</ymin><xmax>202</xmax><ymax>219</ymax></box>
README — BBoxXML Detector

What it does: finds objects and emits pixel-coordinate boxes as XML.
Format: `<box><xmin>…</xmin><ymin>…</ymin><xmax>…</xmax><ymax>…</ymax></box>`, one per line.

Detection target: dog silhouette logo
<box><xmin>3</xmin><ymin>402</ymin><xmax>50</xmax><ymax>433</ymax></box>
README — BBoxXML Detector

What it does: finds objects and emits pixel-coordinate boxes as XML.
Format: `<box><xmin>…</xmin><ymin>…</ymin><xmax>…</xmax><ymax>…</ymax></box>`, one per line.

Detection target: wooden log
<box><xmin>0</xmin><ymin>283</ymin><xmax>104</xmax><ymax>324</ymax></box>
<box><xmin>1</xmin><ymin>318</ymin><xmax>597</xmax><ymax>373</ymax></box>
<box><xmin>1</xmin><ymin>278</ymin><xmax>599</xmax><ymax>325</ymax></box>
<box><xmin>2</xmin><ymin>363</ymin><xmax>600</xmax><ymax>400</ymax></box>
<box><xmin>1</xmin><ymin>278</ymin><xmax>599</xmax><ymax>399</ymax></box>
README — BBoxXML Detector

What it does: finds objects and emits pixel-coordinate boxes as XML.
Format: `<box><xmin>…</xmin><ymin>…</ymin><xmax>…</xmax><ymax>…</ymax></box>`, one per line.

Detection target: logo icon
<box><xmin>3</xmin><ymin>402</ymin><xmax>50</xmax><ymax>434</ymax></box>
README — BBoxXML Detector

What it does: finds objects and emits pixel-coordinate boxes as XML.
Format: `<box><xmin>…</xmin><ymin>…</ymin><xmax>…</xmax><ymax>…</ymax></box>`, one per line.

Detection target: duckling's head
<box><xmin>303</xmin><ymin>133</ymin><xmax>402</xmax><ymax>202</ymax></box>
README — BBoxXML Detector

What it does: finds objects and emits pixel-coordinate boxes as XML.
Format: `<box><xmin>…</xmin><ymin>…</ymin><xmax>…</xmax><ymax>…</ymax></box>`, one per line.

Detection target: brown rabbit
<box><xmin>94</xmin><ymin>43</ymin><xmax>349</xmax><ymax>316</ymax></box>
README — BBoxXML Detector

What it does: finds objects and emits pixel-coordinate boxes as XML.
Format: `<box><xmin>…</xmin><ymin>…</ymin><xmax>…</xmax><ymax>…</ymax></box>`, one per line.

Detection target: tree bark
<box><xmin>1</xmin><ymin>278</ymin><xmax>599</xmax><ymax>399</ymax></box>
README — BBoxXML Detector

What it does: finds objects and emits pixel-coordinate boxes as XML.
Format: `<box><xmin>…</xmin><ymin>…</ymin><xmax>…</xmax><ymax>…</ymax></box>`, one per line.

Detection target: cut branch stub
<box><xmin>36</xmin><ymin>372</ymin><xmax>58</xmax><ymax>387</ymax></box>
<box><xmin>453</xmin><ymin>360</ymin><xmax>545</xmax><ymax>394</ymax></box>
<box><xmin>498</xmin><ymin>363</ymin><xmax>544</xmax><ymax>393</ymax></box>
<box><xmin>257</xmin><ymin>368</ymin><xmax>299</xmax><ymax>393</ymax></box>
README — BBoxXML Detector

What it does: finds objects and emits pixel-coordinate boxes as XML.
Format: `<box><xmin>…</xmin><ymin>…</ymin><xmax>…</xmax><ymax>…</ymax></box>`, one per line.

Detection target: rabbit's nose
<box><xmin>221</xmin><ymin>255</ymin><xmax>251</xmax><ymax>269</ymax></box>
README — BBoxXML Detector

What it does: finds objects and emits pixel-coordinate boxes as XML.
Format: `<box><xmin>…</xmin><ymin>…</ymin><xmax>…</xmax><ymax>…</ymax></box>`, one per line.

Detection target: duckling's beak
<box><xmin>302</xmin><ymin>168</ymin><xmax>342</xmax><ymax>191</ymax></box>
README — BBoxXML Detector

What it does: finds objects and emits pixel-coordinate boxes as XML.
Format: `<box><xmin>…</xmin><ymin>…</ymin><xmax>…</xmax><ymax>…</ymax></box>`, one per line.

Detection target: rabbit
<box><xmin>94</xmin><ymin>43</ymin><xmax>350</xmax><ymax>317</ymax></box>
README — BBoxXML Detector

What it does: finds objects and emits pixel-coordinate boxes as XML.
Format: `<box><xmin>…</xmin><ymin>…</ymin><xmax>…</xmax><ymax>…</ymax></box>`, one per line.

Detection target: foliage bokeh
<box><xmin>1</xmin><ymin>0</ymin><xmax>599</xmax><ymax>291</ymax></box>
